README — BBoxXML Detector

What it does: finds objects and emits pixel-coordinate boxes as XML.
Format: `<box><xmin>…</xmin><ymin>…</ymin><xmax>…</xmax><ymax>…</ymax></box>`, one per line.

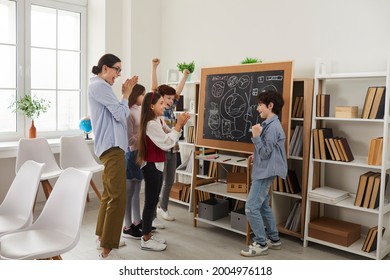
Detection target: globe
<box><xmin>79</xmin><ymin>117</ymin><xmax>92</xmax><ymax>140</ymax></box>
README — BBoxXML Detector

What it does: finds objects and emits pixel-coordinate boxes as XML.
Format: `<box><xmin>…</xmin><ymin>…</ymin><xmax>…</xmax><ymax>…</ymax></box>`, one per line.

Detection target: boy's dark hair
<box><xmin>257</xmin><ymin>89</ymin><xmax>284</xmax><ymax>115</ymax></box>
<box><xmin>157</xmin><ymin>84</ymin><xmax>176</xmax><ymax>96</ymax></box>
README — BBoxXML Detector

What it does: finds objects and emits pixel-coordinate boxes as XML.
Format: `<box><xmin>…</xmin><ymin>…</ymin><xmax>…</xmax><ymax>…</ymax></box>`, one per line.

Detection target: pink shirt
<box><xmin>127</xmin><ymin>104</ymin><xmax>141</xmax><ymax>151</ymax></box>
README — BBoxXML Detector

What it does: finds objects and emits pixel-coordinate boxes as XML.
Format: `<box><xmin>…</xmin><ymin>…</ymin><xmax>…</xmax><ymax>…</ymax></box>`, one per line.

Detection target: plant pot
<box><xmin>29</xmin><ymin>120</ymin><xmax>36</xmax><ymax>138</ymax></box>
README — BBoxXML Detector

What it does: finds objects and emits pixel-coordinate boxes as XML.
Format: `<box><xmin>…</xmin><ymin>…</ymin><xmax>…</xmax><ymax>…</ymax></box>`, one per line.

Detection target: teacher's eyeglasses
<box><xmin>108</xmin><ymin>66</ymin><xmax>122</xmax><ymax>74</ymax></box>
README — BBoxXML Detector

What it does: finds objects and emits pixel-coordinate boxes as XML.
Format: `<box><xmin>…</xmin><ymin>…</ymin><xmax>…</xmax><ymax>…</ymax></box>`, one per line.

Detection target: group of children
<box><xmin>88</xmin><ymin>53</ymin><xmax>287</xmax><ymax>259</ymax></box>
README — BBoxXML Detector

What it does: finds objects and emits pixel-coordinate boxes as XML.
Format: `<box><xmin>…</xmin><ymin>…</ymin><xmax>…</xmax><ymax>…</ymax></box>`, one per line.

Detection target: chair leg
<box><xmin>90</xmin><ymin>179</ymin><xmax>102</xmax><ymax>201</ymax></box>
<box><xmin>41</xmin><ymin>180</ymin><xmax>53</xmax><ymax>199</ymax></box>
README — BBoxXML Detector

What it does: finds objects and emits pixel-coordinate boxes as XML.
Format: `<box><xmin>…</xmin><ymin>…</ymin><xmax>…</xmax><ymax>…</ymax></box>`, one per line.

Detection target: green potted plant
<box><xmin>241</xmin><ymin>57</ymin><xmax>262</xmax><ymax>64</ymax></box>
<box><xmin>9</xmin><ymin>94</ymin><xmax>51</xmax><ymax>138</ymax></box>
<box><xmin>177</xmin><ymin>61</ymin><xmax>195</xmax><ymax>81</ymax></box>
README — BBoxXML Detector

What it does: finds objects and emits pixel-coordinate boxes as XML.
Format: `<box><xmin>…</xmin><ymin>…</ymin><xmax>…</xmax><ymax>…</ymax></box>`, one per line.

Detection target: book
<box><xmin>292</xmin><ymin>96</ymin><xmax>300</xmax><ymax>117</ymax></box>
<box><xmin>354</xmin><ymin>171</ymin><xmax>376</xmax><ymax>207</ymax></box>
<box><xmin>289</xmin><ymin>125</ymin><xmax>300</xmax><ymax>155</ymax></box>
<box><xmin>364</xmin><ymin>226</ymin><xmax>386</xmax><ymax>253</ymax></box>
<box><xmin>338</xmin><ymin>137</ymin><xmax>354</xmax><ymax>162</ymax></box>
<box><xmin>287</xmin><ymin>169</ymin><xmax>301</xmax><ymax>194</ymax></box>
<box><xmin>324</xmin><ymin>138</ymin><xmax>335</xmax><ymax>161</ymax></box>
<box><xmin>333</xmin><ymin>137</ymin><xmax>346</xmax><ymax>161</ymax></box>
<box><xmin>368</xmin><ymin>137</ymin><xmax>383</xmax><ymax>165</ymax></box>
<box><xmin>318</xmin><ymin>128</ymin><xmax>333</xmax><ymax>160</ymax></box>
<box><xmin>361</xmin><ymin>87</ymin><xmax>377</xmax><ymax>119</ymax></box>
<box><xmin>369</xmin><ymin>87</ymin><xmax>386</xmax><ymax>119</ymax></box>
<box><xmin>374</xmin><ymin>137</ymin><xmax>383</xmax><ymax>165</ymax></box>
<box><xmin>320</xmin><ymin>94</ymin><xmax>330</xmax><ymax>117</ymax></box>
<box><xmin>362</xmin><ymin>173</ymin><xmax>381</xmax><ymax>208</ymax></box>
<box><xmin>367</xmin><ymin>138</ymin><xmax>378</xmax><ymax>165</ymax></box>
<box><xmin>292</xmin><ymin>125</ymin><xmax>304</xmax><ymax>156</ymax></box>
<box><xmin>296</xmin><ymin>96</ymin><xmax>304</xmax><ymax>118</ymax></box>
<box><xmin>313</xmin><ymin>129</ymin><xmax>321</xmax><ymax>159</ymax></box>
<box><xmin>362</xmin><ymin>226</ymin><xmax>377</xmax><ymax>251</ymax></box>
<box><xmin>368</xmin><ymin>173</ymin><xmax>389</xmax><ymax>209</ymax></box>
<box><xmin>309</xmin><ymin>186</ymin><xmax>349</xmax><ymax>204</ymax></box>
<box><xmin>328</xmin><ymin>138</ymin><xmax>341</xmax><ymax>161</ymax></box>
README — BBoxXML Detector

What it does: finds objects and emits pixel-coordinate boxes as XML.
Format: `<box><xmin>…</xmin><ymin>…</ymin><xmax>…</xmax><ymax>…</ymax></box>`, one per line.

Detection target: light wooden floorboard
<box><xmin>34</xmin><ymin>195</ymin><xmax>389</xmax><ymax>260</ymax></box>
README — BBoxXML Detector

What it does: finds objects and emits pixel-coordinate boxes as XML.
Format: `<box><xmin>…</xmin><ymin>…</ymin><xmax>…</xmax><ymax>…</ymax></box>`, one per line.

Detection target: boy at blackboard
<box><xmin>151</xmin><ymin>58</ymin><xmax>190</xmax><ymax>228</ymax></box>
<box><xmin>241</xmin><ymin>89</ymin><xmax>287</xmax><ymax>257</ymax></box>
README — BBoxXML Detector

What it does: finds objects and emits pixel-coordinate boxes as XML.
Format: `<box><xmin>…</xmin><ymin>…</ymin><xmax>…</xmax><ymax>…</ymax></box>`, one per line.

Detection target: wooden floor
<box><xmin>35</xmin><ymin>195</ymin><xmax>388</xmax><ymax>260</ymax></box>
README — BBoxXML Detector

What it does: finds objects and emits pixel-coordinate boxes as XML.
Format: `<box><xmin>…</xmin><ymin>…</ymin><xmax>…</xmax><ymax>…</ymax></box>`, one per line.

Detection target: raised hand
<box><xmin>122</xmin><ymin>75</ymin><xmax>139</xmax><ymax>99</ymax></box>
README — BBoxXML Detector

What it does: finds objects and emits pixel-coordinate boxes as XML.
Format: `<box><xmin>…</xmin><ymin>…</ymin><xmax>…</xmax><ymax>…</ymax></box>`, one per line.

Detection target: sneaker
<box><xmin>122</xmin><ymin>224</ymin><xmax>142</xmax><ymax>239</ymax></box>
<box><xmin>135</xmin><ymin>221</ymin><xmax>156</xmax><ymax>232</ymax></box>
<box><xmin>157</xmin><ymin>207</ymin><xmax>175</xmax><ymax>221</ymax></box>
<box><xmin>240</xmin><ymin>242</ymin><xmax>268</xmax><ymax>257</ymax></box>
<box><xmin>267</xmin><ymin>239</ymin><xmax>282</xmax><ymax>250</ymax></box>
<box><xmin>140</xmin><ymin>237</ymin><xmax>167</xmax><ymax>251</ymax></box>
<box><xmin>151</xmin><ymin>235</ymin><xmax>166</xmax><ymax>244</ymax></box>
<box><xmin>98</xmin><ymin>250</ymin><xmax>125</xmax><ymax>260</ymax></box>
<box><xmin>96</xmin><ymin>238</ymin><xmax>126</xmax><ymax>250</ymax></box>
<box><xmin>152</xmin><ymin>217</ymin><xmax>165</xmax><ymax>229</ymax></box>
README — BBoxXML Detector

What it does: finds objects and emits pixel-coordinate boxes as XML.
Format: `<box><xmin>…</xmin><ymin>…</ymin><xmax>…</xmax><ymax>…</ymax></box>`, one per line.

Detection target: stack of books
<box><xmin>289</xmin><ymin>125</ymin><xmax>303</xmax><ymax>157</ymax></box>
<box><xmin>368</xmin><ymin>137</ymin><xmax>383</xmax><ymax>165</ymax></box>
<box><xmin>316</xmin><ymin>93</ymin><xmax>330</xmax><ymax>117</ymax></box>
<box><xmin>362</xmin><ymin>226</ymin><xmax>386</xmax><ymax>253</ymax></box>
<box><xmin>361</xmin><ymin>86</ymin><xmax>386</xmax><ymax>119</ymax></box>
<box><xmin>309</xmin><ymin>186</ymin><xmax>349</xmax><ymax>204</ymax></box>
<box><xmin>284</xmin><ymin>200</ymin><xmax>301</xmax><ymax>232</ymax></box>
<box><xmin>291</xmin><ymin>96</ymin><xmax>304</xmax><ymax>118</ymax></box>
<box><xmin>313</xmin><ymin>128</ymin><xmax>354</xmax><ymax>162</ymax></box>
<box><xmin>354</xmin><ymin>172</ymin><xmax>389</xmax><ymax>209</ymax></box>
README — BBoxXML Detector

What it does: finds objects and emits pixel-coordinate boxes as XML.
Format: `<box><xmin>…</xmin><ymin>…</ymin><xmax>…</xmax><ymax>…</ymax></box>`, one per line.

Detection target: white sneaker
<box><xmin>157</xmin><ymin>207</ymin><xmax>175</xmax><ymax>221</ymax></box>
<box><xmin>140</xmin><ymin>237</ymin><xmax>167</xmax><ymax>251</ymax></box>
<box><xmin>98</xmin><ymin>250</ymin><xmax>125</xmax><ymax>260</ymax></box>
<box><xmin>96</xmin><ymin>238</ymin><xmax>126</xmax><ymax>250</ymax></box>
<box><xmin>152</xmin><ymin>217</ymin><xmax>165</xmax><ymax>229</ymax></box>
<box><xmin>151</xmin><ymin>235</ymin><xmax>166</xmax><ymax>244</ymax></box>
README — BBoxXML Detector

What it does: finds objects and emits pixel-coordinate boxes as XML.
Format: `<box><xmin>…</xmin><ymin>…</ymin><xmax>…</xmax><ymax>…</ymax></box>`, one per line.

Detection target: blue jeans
<box><xmin>245</xmin><ymin>176</ymin><xmax>279</xmax><ymax>245</ymax></box>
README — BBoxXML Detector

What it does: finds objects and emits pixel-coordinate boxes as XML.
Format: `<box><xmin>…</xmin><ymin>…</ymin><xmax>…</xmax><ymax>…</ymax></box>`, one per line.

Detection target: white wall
<box><xmin>154</xmin><ymin>0</ymin><xmax>390</xmax><ymax>79</ymax></box>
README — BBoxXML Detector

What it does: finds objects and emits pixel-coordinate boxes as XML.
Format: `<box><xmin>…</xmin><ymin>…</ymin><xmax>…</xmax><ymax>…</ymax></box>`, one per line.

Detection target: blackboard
<box><xmin>196</xmin><ymin>61</ymin><xmax>293</xmax><ymax>153</ymax></box>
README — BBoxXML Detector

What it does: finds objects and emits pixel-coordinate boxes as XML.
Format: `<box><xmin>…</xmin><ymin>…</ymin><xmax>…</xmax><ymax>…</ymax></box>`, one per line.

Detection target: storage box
<box><xmin>230</xmin><ymin>208</ymin><xmax>247</xmax><ymax>232</ymax></box>
<box><xmin>169</xmin><ymin>182</ymin><xmax>189</xmax><ymax>200</ymax></box>
<box><xmin>335</xmin><ymin>106</ymin><xmax>358</xmax><ymax>118</ymax></box>
<box><xmin>227</xmin><ymin>172</ymin><xmax>247</xmax><ymax>193</ymax></box>
<box><xmin>198</xmin><ymin>198</ymin><xmax>229</xmax><ymax>221</ymax></box>
<box><xmin>308</xmin><ymin>217</ymin><xmax>361</xmax><ymax>247</ymax></box>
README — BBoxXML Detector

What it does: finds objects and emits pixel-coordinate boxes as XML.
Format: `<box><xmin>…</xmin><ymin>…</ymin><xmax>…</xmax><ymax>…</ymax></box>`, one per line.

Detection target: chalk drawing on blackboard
<box><xmin>238</xmin><ymin>75</ymin><xmax>250</xmax><ymax>89</ymax></box>
<box><xmin>203</xmin><ymin>70</ymin><xmax>285</xmax><ymax>143</ymax></box>
<box><xmin>212</xmin><ymin>81</ymin><xmax>225</xmax><ymax>98</ymax></box>
<box><xmin>227</xmin><ymin>76</ymin><xmax>239</xmax><ymax>88</ymax></box>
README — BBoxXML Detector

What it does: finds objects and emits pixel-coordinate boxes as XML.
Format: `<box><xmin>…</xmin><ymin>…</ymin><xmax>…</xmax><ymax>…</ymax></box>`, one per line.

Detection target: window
<box><xmin>0</xmin><ymin>0</ymin><xmax>86</xmax><ymax>140</ymax></box>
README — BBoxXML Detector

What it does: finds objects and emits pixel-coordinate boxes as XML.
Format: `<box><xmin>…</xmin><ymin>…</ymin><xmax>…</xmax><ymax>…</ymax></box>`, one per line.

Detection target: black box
<box><xmin>198</xmin><ymin>198</ymin><xmax>229</xmax><ymax>221</ymax></box>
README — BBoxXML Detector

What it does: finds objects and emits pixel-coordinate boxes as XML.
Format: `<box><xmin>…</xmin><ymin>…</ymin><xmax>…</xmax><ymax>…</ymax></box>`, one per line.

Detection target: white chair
<box><xmin>60</xmin><ymin>135</ymin><xmax>103</xmax><ymax>201</ymax></box>
<box><xmin>0</xmin><ymin>160</ymin><xmax>44</xmax><ymax>235</ymax></box>
<box><xmin>16</xmin><ymin>138</ymin><xmax>63</xmax><ymax>199</ymax></box>
<box><xmin>0</xmin><ymin>168</ymin><xmax>92</xmax><ymax>260</ymax></box>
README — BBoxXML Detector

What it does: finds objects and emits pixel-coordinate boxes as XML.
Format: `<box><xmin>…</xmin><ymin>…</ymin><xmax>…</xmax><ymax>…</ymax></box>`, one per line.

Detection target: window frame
<box><xmin>0</xmin><ymin>0</ymin><xmax>87</xmax><ymax>141</ymax></box>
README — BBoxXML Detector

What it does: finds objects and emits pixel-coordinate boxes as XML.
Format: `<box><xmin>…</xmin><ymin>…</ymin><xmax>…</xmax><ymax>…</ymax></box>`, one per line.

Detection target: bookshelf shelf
<box><xmin>304</xmin><ymin>56</ymin><xmax>390</xmax><ymax>259</ymax></box>
<box><xmin>192</xmin><ymin>147</ymin><xmax>252</xmax><ymax>244</ymax></box>
<box><xmin>272</xmin><ymin>78</ymin><xmax>314</xmax><ymax>241</ymax></box>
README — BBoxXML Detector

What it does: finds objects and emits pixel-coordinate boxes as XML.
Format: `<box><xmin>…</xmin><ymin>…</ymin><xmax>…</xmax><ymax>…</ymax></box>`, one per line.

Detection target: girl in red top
<box><xmin>137</xmin><ymin>91</ymin><xmax>190</xmax><ymax>251</ymax></box>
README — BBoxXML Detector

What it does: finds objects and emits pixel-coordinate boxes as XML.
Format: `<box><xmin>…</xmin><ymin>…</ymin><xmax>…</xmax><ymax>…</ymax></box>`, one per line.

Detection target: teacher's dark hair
<box><xmin>91</xmin><ymin>53</ymin><xmax>121</xmax><ymax>75</ymax></box>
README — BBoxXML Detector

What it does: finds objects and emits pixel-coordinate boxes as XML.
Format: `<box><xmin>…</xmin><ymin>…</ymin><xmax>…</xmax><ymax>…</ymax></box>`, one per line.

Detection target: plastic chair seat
<box><xmin>0</xmin><ymin>167</ymin><xmax>92</xmax><ymax>260</ymax></box>
<box><xmin>0</xmin><ymin>229</ymin><xmax>74</xmax><ymax>259</ymax></box>
<box><xmin>41</xmin><ymin>170</ymin><xmax>63</xmax><ymax>181</ymax></box>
